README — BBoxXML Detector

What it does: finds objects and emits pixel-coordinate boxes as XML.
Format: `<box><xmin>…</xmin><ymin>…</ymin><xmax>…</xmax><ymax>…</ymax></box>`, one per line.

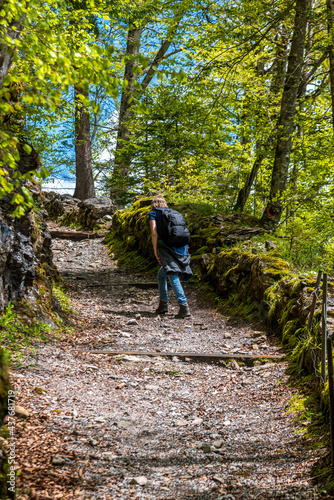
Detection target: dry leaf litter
<box><xmin>11</xmin><ymin>223</ymin><xmax>323</xmax><ymax>499</ymax></box>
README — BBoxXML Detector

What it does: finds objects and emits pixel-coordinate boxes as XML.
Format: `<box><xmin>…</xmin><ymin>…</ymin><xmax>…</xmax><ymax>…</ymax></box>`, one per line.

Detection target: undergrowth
<box><xmin>0</xmin><ymin>302</ymin><xmax>52</xmax><ymax>360</ymax></box>
<box><xmin>53</xmin><ymin>286</ymin><xmax>74</xmax><ymax>315</ymax></box>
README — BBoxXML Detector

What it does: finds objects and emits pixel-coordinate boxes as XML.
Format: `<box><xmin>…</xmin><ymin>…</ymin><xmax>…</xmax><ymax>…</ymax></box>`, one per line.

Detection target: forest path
<box><xmin>13</xmin><ymin>225</ymin><xmax>320</xmax><ymax>500</ymax></box>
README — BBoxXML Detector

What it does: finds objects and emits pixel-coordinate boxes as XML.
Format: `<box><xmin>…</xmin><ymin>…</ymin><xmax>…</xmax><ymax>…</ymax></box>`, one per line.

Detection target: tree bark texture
<box><xmin>233</xmin><ymin>146</ymin><xmax>269</xmax><ymax>212</ymax></box>
<box><xmin>234</xmin><ymin>33</ymin><xmax>289</xmax><ymax>213</ymax></box>
<box><xmin>327</xmin><ymin>0</ymin><xmax>334</xmax><ymax>130</ymax></box>
<box><xmin>111</xmin><ymin>27</ymin><xmax>143</xmax><ymax>203</ymax></box>
<box><xmin>111</xmin><ymin>25</ymin><xmax>177</xmax><ymax>205</ymax></box>
<box><xmin>74</xmin><ymin>85</ymin><xmax>95</xmax><ymax>200</ymax></box>
<box><xmin>0</xmin><ymin>4</ymin><xmax>26</xmax><ymax>89</ymax></box>
<box><xmin>261</xmin><ymin>0</ymin><xmax>309</xmax><ymax>227</ymax></box>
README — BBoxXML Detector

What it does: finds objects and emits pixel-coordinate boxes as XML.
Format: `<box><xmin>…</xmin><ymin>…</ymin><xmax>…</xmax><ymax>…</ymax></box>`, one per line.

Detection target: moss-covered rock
<box><xmin>43</xmin><ymin>192</ymin><xmax>116</xmax><ymax>231</ymax></box>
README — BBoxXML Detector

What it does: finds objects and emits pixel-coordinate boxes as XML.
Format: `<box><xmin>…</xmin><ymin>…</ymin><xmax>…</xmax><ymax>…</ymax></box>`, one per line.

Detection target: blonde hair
<box><xmin>151</xmin><ymin>195</ymin><xmax>168</xmax><ymax>208</ymax></box>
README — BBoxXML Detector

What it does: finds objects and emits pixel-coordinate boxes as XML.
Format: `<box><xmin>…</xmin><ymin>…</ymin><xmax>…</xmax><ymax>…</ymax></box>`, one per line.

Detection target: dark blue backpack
<box><xmin>156</xmin><ymin>208</ymin><xmax>190</xmax><ymax>247</ymax></box>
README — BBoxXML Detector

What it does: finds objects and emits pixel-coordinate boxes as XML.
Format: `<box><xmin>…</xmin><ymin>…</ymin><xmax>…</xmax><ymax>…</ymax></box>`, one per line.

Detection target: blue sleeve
<box><xmin>149</xmin><ymin>209</ymin><xmax>157</xmax><ymax>221</ymax></box>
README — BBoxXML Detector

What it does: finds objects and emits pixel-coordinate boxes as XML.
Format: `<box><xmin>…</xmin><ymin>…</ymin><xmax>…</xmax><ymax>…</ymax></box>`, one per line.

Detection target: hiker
<box><xmin>149</xmin><ymin>195</ymin><xmax>192</xmax><ymax>318</ymax></box>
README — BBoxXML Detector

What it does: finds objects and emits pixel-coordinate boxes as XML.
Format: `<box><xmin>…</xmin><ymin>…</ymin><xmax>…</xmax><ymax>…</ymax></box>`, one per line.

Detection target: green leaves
<box><xmin>22</xmin><ymin>144</ymin><xmax>32</xmax><ymax>154</ymax></box>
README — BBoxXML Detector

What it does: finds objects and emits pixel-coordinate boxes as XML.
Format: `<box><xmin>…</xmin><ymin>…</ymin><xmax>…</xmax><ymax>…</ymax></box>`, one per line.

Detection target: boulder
<box><xmin>43</xmin><ymin>193</ymin><xmax>116</xmax><ymax>231</ymax></box>
<box><xmin>0</xmin><ymin>184</ymin><xmax>59</xmax><ymax>313</ymax></box>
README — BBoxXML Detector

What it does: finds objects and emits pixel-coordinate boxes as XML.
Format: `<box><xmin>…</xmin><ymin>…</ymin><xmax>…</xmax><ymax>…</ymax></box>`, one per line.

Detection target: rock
<box><xmin>102</xmin><ymin>452</ymin><xmax>118</xmax><ymax>461</ymax></box>
<box><xmin>41</xmin><ymin>317</ymin><xmax>57</xmax><ymax>329</ymax></box>
<box><xmin>255</xmin><ymin>335</ymin><xmax>267</xmax><ymax>343</ymax></box>
<box><xmin>192</xmin><ymin>417</ymin><xmax>203</xmax><ymax>425</ymax></box>
<box><xmin>15</xmin><ymin>405</ymin><xmax>29</xmax><ymax>418</ymax></box>
<box><xmin>126</xmin><ymin>319</ymin><xmax>138</xmax><ymax>326</ymax></box>
<box><xmin>52</xmin><ymin>456</ymin><xmax>66</xmax><ymax>465</ymax></box>
<box><xmin>44</xmin><ymin>193</ymin><xmax>116</xmax><ymax>231</ymax></box>
<box><xmin>200</xmin><ymin>444</ymin><xmax>212</xmax><ymax>453</ymax></box>
<box><xmin>130</xmin><ymin>476</ymin><xmax>148</xmax><ymax>486</ymax></box>
<box><xmin>252</xmin><ymin>344</ymin><xmax>259</xmax><ymax>350</ymax></box>
<box><xmin>253</xmin><ymin>362</ymin><xmax>273</xmax><ymax>371</ymax></box>
<box><xmin>221</xmin><ymin>342</ymin><xmax>231</xmax><ymax>349</ymax></box>
<box><xmin>200</xmin><ymin>325</ymin><xmax>208</xmax><ymax>330</ymax></box>
<box><xmin>213</xmin><ymin>475</ymin><xmax>226</xmax><ymax>485</ymax></box>
<box><xmin>241</xmin><ymin>380</ymin><xmax>253</xmax><ymax>386</ymax></box>
<box><xmin>265</xmin><ymin>240</ymin><xmax>278</xmax><ymax>250</ymax></box>
<box><xmin>223</xmin><ymin>332</ymin><xmax>232</xmax><ymax>339</ymax></box>
<box><xmin>223</xmin><ymin>420</ymin><xmax>231</xmax><ymax>426</ymax></box>
<box><xmin>116</xmin><ymin>421</ymin><xmax>132</xmax><ymax>429</ymax></box>
<box><xmin>164</xmin><ymin>329</ymin><xmax>174</xmax><ymax>335</ymax></box>
<box><xmin>176</xmin><ymin>419</ymin><xmax>188</xmax><ymax>426</ymax></box>
<box><xmin>212</xmin><ymin>440</ymin><xmax>224</xmax><ymax>448</ymax></box>
<box><xmin>34</xmin><ymin>387</ymin><xmax>46</xmax><ymax>395</ymax></box>
<box><xmin>79</xmin><ymin>195</ymin><xmax>112</xmax><ymax>208</ymax></box>
<box><xmin>118</xmin><ymin>331</ymin><xmax>131</xmax><ymax>338</ymax></box>
<box><xmin>134</xmin><ymin>313</ymin><xmax>141</xmax><ymax>320</ymax></box>
<box><xmin>122</xmin><ymin>355</ymin><xmax>149</xmax><ymax>363</ymax></box>
<box><xmin>253</xmin><ymin>331</ymin><xmax>264</xmax><ymax>337</ymax></box>
<box><xmin>227</xmin><ymin>360</ymin><xmax>239</xmax><ymax>370</ymax></box>
<box><xmin>95</xmin><ymin>417</ymin><xmax>107</xmax><ymax>422</ymax></box>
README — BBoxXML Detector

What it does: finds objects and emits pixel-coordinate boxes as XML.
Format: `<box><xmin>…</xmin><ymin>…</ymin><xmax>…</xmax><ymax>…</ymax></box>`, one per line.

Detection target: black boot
<box><xmin>155</xmin><ymin>300</ymin><xmax>168</xmax><ymax>314</ymax></box>
<box><xmin>175</xmin><ymin>304</ymin><xmax>191</xmax><ymax>318</ymax></box>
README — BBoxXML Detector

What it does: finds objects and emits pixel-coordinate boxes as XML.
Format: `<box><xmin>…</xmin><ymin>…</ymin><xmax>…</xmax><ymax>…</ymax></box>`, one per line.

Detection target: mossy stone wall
<box><xmin>106</xmin><ymin>199</ymin><xmax>330</xmax><ymax>375</ymax></box>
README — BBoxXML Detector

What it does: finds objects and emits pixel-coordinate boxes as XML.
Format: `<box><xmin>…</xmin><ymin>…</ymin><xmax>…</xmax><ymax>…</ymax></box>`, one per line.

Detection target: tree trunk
<box><xmin>73</xmin><ymin>85</ymin><xmax>95</xmax><ymax>200</ymax></box>
<box><xmin>233</xmin><ymin>32</ymin><xmax>288</xmax><ymax>213</ymax></box>
<box><xmin>327</xmin><ymin>0</ymin><xmax>334</xmax><ymax>129</ymax></box>
<box><xmin>110</xmin><ymin>27</ymin><xmax>143</xmax><ymax>204</ymax></box>
<box><xmin>0</xmin><ymin>5</ymin><xmax>26</xmax><ymax>88</ymax></box>
<box><xmin>111</xmin><ymin>24</ymin><xmax>178</xmax><ymax>205</ymax></box>
<box><xmin>233</xmin><ymin>146</ymin><xmax>268</xmax><ymax>212</ymax></box>
<box><xmin>261</xmin><ymin>0</ymin><xmax>309</xmax><ymax>227</ymax></box>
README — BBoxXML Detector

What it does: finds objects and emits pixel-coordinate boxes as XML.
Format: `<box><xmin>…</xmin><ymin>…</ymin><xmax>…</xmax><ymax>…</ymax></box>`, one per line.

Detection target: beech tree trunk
<box><xmin>73</xmin><ymin>85</ymin><xmax>95</xmax><ymax>200</ymax></box>
<box><xmin>234</xmin><ymin>32</ymin><xmax>288</xmax><ymax>213</ymax></box>
<box><xmin>110</xmin><ymin>27</ymin><xmax>143</xmax><ymax>204</ymax></box>
<box><xmin>111</xmin><ymin>22</ymin><xmax>180</xmax><ymax>205</ymax></box>
<box><xmin>0</xmin><ymin>5</ymin><xmax>26</xmax><ymax>88</ymax></box>
<box><xmin>261</xmin><ymin>0</ymin><xmax>309</xmax><ymax>227</ymax></box>
<box><xmin>327</xmin><ymin>0</ymin><xmax>334</xmax><ymax>129</ymax></box>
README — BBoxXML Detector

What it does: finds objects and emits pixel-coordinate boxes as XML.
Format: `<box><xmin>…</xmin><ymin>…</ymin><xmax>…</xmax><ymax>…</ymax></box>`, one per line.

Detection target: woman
<box><xmin>149</xmin><ymin>195</ymin><xmax>192</xmax><ymax>318</ymax></box>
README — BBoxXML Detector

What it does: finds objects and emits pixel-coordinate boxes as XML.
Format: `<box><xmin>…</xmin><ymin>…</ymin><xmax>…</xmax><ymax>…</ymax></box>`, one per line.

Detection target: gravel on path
<box><xmin>12</xmin><ymin>225</ymin><xmax>322</xmax><ymax>500</ymax></box>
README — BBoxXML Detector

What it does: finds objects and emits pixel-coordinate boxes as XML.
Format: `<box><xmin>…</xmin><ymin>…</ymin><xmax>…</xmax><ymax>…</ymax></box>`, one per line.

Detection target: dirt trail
<box><xmin>13</xmin><ymin>226</ymin><xmax>321</xmax><ymax>500</ymax></box>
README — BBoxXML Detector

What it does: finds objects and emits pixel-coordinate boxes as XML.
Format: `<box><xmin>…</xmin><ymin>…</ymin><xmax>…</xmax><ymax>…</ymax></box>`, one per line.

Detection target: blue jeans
<box><xmin>157</xmin><ymin>267</ymin><xmax>187</xmax><ymax>305</ymax></box>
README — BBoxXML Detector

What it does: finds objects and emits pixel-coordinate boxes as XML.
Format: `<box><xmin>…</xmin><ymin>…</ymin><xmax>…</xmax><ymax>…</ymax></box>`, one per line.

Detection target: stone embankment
<box><xmin>0</xmin><ymin>184</ymin><xmax>61</xmax><ymax>324</ymax></box>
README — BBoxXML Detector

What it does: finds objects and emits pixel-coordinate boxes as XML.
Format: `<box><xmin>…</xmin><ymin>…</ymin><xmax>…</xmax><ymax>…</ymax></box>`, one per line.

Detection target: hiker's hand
<box><xmin>155</xmin><ymin>253</ymin><xmax>162</xmax><ymax>265</ymax></box>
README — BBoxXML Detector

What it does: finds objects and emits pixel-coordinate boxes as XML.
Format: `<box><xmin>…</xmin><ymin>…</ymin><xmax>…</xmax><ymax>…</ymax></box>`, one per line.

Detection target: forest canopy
<box><xmin>1</xmin><ymin>0</ymin><xmax>334</xmax><ymax>269</ymax></box>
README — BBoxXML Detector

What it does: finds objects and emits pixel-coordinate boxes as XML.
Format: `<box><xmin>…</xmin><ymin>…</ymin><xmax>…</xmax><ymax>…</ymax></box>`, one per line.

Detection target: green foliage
<box><xmin>0</xmin><ymin>0</ymin><xmax>123</xmax><ymax>214</ymax></box>
<box><xmin>53</xmin><ymin>286</ymin><xmax>74</xmax><ymax>316</ymax></box>
<box><xmin>0</xmin><ymin>302</ymin><xmax>52</xmax><ymax>355</ymax></box>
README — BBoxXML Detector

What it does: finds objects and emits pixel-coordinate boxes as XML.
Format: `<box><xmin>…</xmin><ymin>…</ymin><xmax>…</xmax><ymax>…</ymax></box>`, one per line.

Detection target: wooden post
<box><xmin>308</xmin><ymin>270</ymin><xmax>323</xmax><ymax>332</ymax></box>
<box><xmin>321</xmin><ymin>273</ymin><xmax>328</xmax><ymax>383</ymax></box>
<box><xmin>299</xmin><ymin>270</ymin><xmax>322</xmax><ymax>372</ymax></box>
<box><xmin>327</xmin><ymin>334</ymin><xmax>334</xmax><ymax>475</ymax></box>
